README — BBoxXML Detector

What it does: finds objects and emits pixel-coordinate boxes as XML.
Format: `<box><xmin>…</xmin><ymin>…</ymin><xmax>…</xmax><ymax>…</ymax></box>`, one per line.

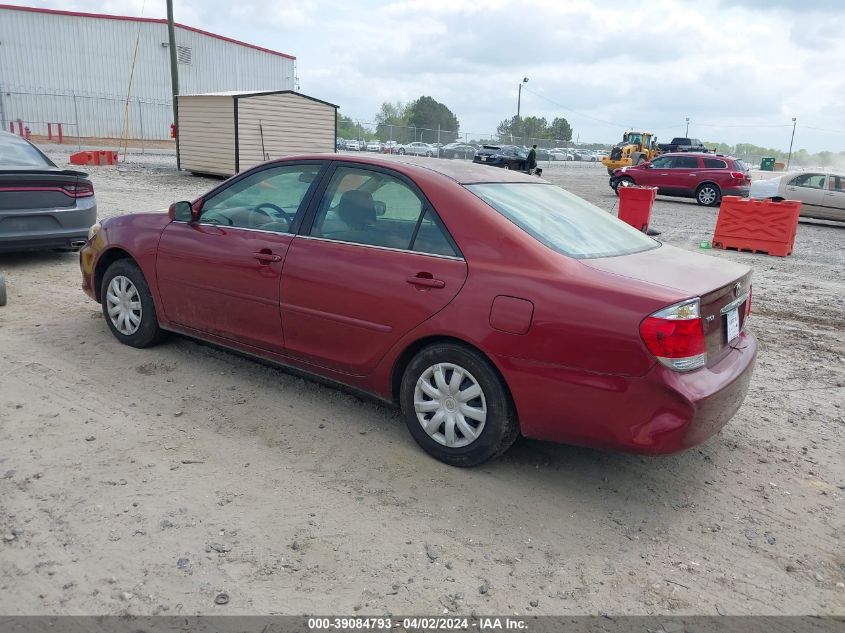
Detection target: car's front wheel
<box><xmin>400</xmin><ymin>343</ymin><xmax>519</xmax><ymax>467</ymax></box>
<box><xmin>397</xmin><ymin>148</ymin><xmax>406</xmax><ymax>155</ymax></box>
<box><xmin>502</xmin><ymin>163</ymin><xmax>511</xmax><ymax>170</ymax></box>
<box><xmin>696</xmin><ymin>183</ymin><xmax>721</xmax><ymax>207</ymax></box>
<box><xmin>101</xmin><ymin>259</ymin><xmax>165</xmax><ymax>348</ymax></box>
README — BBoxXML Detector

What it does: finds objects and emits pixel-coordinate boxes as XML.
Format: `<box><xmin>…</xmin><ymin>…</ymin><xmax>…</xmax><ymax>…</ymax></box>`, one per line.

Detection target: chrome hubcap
<box><xmin>106</xmin><ymin>275</ymin><xmax>142</xmax><ymax>336</ymax></box>
<box><xmin>700</xmin><ymin>188</ymin><xmax>717</xmax><ymax>204</ymax></box>
<box><xmin>414</xmin><ymin>363</ymin><xmax>487</xmax><ymax>448</ymax></box>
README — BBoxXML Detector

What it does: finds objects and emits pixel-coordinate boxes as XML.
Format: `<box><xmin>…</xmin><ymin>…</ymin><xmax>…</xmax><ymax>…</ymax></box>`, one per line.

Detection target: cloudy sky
<box><xmin>33</xmin><ymin>0</ymin><xmax>845</xmax><ymax>151</ymax></box>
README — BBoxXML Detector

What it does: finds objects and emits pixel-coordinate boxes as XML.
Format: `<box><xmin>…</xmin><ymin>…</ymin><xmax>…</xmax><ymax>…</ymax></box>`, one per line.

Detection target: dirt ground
<box><xmin>1</xmin><ymin>149</ymin><xmax>843</xmax><ymax>617</ymax></box>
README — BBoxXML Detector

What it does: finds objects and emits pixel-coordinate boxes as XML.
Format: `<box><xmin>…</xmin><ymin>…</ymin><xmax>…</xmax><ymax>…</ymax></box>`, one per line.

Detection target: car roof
<box><xmin>660</xmin><ymin>152</ymin><xmax>737</xmax><ymax>160</ymax></box>
<box><xmin>274</xmin><ymin>153</ymin><xmax>545</xmax><ymax>185</ymax></box>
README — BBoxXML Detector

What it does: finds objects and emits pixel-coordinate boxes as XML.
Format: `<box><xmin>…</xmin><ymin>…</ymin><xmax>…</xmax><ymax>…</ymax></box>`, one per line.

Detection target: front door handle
<box><xmin>253</xmin><ymin>250</ymin><xmax>282</xmax><ymax>263</ymax></box>
<box><xmin>406</xmin><ymin>275</ymin><xmax>446</xmax><ymax>289</ymax></box>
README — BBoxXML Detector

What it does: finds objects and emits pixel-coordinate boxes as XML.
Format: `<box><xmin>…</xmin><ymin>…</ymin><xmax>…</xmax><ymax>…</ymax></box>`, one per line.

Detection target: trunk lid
<box><xmin>583</xmin><ymin>244</ymin><xmax>751</xmax><ymax>364</ymax></box>
<box><xmin>0</xmin><ymin>168</ymin><xmax>91</xmax><ymax>211</ymax></box>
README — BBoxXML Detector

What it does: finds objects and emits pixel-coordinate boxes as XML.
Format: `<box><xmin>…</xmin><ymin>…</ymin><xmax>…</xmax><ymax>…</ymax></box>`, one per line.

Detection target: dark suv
<box><xmin>473</xmin><ymin>145</ymin><xmax>528</xmax><ymax>170</ymax></box>
<box><xmin>609</xmin><ymin>153</ymin><xmax>750</xmax><ymax>206</ymax></box>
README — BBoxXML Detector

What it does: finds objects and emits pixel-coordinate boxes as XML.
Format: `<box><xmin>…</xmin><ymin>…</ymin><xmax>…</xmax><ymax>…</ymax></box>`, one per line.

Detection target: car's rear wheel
<box><xmin>101</xmin><ymin>259</ymin><xmax>165</xmax><ymax>348</ymax></box>
<box><xmin>425</xmin><ymin>151</ymin><xmax>433</xmax><ymax>157</ymax></box>
<box><xmin>502</xmin><ymin>163</ymin><xmax>511</xmax><ymax>170</ymax></box>
<box><xmin>696</xmin><ymin>183</ymin><xmax>721</xmax><ymax>207</ymax></box>
<box><xmin>398</xmin><ymin>148</ymin><xmax>406</xmax><ymax>155</ymax></box>
<box><xmin>614</xmin><ymin>176</ymin><xmax>635</xmax><ymax>194</ymax></box>
<box><xmin>400</xmin><ymin>343</ymin><xmax>519</xmax><ymax>467</ymax></box>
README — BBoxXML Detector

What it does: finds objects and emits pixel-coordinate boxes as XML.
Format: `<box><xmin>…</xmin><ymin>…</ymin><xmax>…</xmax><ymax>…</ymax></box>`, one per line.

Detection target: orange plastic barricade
<box><xmin>69</xmin><ymin>151</ymin><xmax>96</xmax><ymax>166</ymax></box>
<box><xmin>617</xmin><ymin>186</ymin><xmax>657</xmax><ymax>232</ymax></box>
<box><xmin>711</xmin><ymin>196</ymin><xmax>801</xmax><ymax>257</ymax></box>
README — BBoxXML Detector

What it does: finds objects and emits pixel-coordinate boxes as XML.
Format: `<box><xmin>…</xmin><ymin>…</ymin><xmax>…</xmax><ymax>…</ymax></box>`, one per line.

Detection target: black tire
<box><xmin>425</xmin><ymin>151</ymin><xmax>433</xmax><ymax>157</ymax></box>
<box><xmin>614</xmin><ymin>176</ymin><xmax>635</xmax><ymax>195</ymax></box>
<box><xmin>696</xmin><ymin>183</ymin><xmax>721</xmax><ymax>207</ymax></box>
<box><xmin>0</xmin><ymin>276</ymin><xmax>6</xmax><ymax>307</ymax></box>
<box><xmin>502</xmin><ymin>163</ymin><xmax>511</xmax><ymax>170</ymax></box>
<box><xmin>400</xmin><ymin>343</ymin><xmax>519</xmax><ymax>467</ymax></box>
<box><xmin>100</xmin><ymin>259</ymin><xmax>165</xmax><ymax>348</ymax></box>
<box><xmin>398</xmin><ymin>148</ymin><xmax>406</xmax><ymax>155</ymax></box>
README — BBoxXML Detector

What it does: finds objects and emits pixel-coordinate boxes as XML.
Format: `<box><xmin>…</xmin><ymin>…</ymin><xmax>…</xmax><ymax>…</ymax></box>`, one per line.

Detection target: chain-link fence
<box><xmin>336</xmin><ymin>119</ymin><xmax>613</xmax><ymax>166</ymax></box>
<box><xmin>0</xmin><ymin>85</ymin><xmax>173</xmax><ymax>148</ymax></box>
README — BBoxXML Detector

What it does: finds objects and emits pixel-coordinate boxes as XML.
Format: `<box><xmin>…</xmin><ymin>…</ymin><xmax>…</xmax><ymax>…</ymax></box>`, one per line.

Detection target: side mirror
<box><xmin>169</xmin><ymin>200</ymin><xmax>197</xmax><ymax>222</ymax></box>
<box><xmin>374</xmin><ymin>200</ymin><xmax>386</xmax><ymax>216</ymax></box>
<box><xmin>642</xmin><ymin>162</ymin><xmax>653</xmax><ymax>168</ymax></box>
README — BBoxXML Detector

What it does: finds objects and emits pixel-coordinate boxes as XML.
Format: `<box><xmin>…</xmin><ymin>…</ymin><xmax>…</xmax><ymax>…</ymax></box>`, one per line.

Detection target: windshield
<box><xmin>624</xmin><ymin>133</ymin><xmax>643</xmax><ymax>145</ymax></box>
<box><xmin>0</xmin><ymin>134</ymin><xmax>53</xmax><ymax>167</ymax></box>
<box><xmin>466</xmin><ymin>183</ymin><xmax>658</xmax><ymax>259</ymax></box>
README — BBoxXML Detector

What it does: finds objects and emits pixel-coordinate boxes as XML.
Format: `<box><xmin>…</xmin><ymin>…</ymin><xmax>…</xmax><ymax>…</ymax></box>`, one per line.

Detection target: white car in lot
<box><xmin>750</xmin><ymin>171</ymin><xmax>844</xmax><ymax>222</ymax></box>
<box><xmin>344</xmin><ymin>140</ymin><xmax>362</xmax><ymax>151</ymax></box>
<box><xmin>549</xmin><ymin>148</ymin><xmax>574</xmax><ymax>161</ymax></box>
<box><xmin>396</xmin><ymin>142</ymin><xmax>438</xmax><ymax>157</ymax></box>
<box><xmin>366</xmin><ymin>141</ymin><xmax>382</xmax><ymax>152</ymax></box>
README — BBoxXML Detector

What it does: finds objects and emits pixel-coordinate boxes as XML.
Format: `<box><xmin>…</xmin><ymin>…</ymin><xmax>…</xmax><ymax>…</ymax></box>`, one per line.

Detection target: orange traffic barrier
<box><xmin>617</xmin><ymin>185</ymin><xmax>657</xmax><ymax>232</ymax></box>
<box><xmin>711</xmin><ymin>196</ymin><xmax>801</xmax><ymax>257</ymax></box>
<box><xmin>69</xmin><ymin>150</ymin><xmax>119</xmax><ymax>166</ymax></box>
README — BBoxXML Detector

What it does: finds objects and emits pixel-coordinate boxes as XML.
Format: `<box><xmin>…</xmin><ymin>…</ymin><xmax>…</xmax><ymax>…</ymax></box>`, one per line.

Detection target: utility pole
<box><xmin>517</xmin><ymin>77</ymin><xmax>528</xmax><ymax>118</ymax></box>
<box><xmin>167</xmin><ymin>0</ymin><xmax>180</xmax><ymax>169</ymax></box>
<box><xmin>685</xmin><ymin>117</ymin><xmax>690</xmax><ymax>136</ymax></box>
<box><xmin>787</xmin><ymin>117</ymin><xmax>797</xmax><ymax>169</ymax></box>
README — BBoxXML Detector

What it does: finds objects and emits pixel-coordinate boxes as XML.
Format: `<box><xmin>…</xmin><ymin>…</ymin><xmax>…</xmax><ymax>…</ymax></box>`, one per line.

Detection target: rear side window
<box><xmin>733</xmin><ymin>160</ymin><xmax>748</xmax><ymax>172</ymax></box>
<box><xmin>467</xmin><ymin>183</ymin><xmax>658</xmax><ymax>259</ymax></box>
<box><xmin>703</xmin><ymin>158</ymin><xmax>728</xmax><ymax>169</ymax></box>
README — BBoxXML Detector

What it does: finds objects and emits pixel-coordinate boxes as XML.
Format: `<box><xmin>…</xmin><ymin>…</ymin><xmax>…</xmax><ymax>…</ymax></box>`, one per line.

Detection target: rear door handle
<box><xmin>406</xmin><ymin>275</ymin><xmax>446</xmax><ymax>289</ymax></box>
<box><xmin>253</xmin><ymin>251</ymin><xmax>282</xmax><ymax>263</ymax></box>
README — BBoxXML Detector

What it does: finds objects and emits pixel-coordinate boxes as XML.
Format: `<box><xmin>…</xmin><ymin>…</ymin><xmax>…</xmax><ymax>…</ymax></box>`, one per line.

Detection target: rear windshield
<box><xmin>734</xmin><ymin>159</ymin><xmax>748</xmax><ymax>172</ymax></box>
<box><xmin>0</xmin><ymin>135</ymin><xmax>53</xmax><ymax>167</ymax></box>
<box><xmin>466</xmin><ymin>183</ymin><xmax>658</xmax><ymax>259</ymax></box>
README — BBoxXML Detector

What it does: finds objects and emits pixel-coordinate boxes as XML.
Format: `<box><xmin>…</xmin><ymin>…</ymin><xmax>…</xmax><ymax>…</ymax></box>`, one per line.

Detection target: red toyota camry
<box><xmin>80</xmin><ymin>155</ymin><xmax>756</xmax><ymax>466</ymax></box>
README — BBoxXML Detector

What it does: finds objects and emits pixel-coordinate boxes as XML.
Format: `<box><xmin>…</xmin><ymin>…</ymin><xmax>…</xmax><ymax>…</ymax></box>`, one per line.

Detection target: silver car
<box><xmin>0</xmin><ymin>131</ymin><xmax>97</xmax><ymax>252</ymax></box>
<box><xmin>749</xmin><ymin>171</ymin><xmax>844</xmax><ymax>222</ymax></box>
<box><xmin>396</xmin><ymin>142</ymin><xmax>438</xmax><ymax>157</ymax></box>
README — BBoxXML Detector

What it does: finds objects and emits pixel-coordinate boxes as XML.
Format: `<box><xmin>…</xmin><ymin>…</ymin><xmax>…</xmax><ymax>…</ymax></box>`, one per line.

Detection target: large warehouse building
<box><xmin>0</xmin><ymin>4</ymin><xmax>298</xmax><ymax>140</ymax></box>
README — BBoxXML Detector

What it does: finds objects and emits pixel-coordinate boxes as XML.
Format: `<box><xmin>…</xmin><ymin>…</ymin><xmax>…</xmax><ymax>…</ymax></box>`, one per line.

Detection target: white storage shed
<box><xmin>177</xmin><ymin>90</ymin><xmax>338</xmax><ymax>176</ymax></box>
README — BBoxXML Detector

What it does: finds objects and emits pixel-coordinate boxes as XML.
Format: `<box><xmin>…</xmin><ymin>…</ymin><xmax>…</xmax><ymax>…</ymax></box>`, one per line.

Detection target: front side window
<box><xmin>466</xmin><ymin>183</ymin><xmax>657</xmax><ymax>259</ymax></box>
<box><xmin>200</xmin><ymin>164</ymin><xmax>322</xmax><ymax>232</ymax></box>
<box><xmin>310</xmin><ymin>166</ymin><xmax>458</xmax><ymax>256</ymax></box>
<box><xmin>651</xmin><ymin>156</ymin><xmax>672</xmax><ymax>168</ymax></box>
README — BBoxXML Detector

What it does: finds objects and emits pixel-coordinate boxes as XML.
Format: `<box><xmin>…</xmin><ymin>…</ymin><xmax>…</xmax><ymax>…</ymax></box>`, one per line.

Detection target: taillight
<box><xmin>63</xmin><ymin>183</ymin><xmax>94</xmax><ymax>198</ymax></box>
<box><xmin>640</xmin><ymin>299</ymin><xmax>706</xmax><ymax>372</ymax></box>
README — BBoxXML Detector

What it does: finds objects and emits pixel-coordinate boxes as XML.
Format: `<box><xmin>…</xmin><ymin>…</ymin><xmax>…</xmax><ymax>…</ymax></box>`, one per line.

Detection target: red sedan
<box><xmin>80</xmin><ymin>155</ymin><xmax>757</xmax><ymax>466</ymax></box>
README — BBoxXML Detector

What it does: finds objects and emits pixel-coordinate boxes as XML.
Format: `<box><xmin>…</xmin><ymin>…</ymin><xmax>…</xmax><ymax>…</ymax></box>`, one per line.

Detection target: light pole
<box><xmin>787</xmin><ymin>117</ymin><xmax>797</xmax><ymax>169</ymax></box>
<box><xmin>166</xmin><ymin>0</ymin><xmax>180</xmax><ymax>169</ymax></box>
<box><xmin>685</xmin><ymin>117</ymin><xmax>690</xmax><ymax>136</ymax></box>
<box><xmin>517</xmin><ymin>77</ymin><xmax>528</xmax><ymax>118</ymax></box>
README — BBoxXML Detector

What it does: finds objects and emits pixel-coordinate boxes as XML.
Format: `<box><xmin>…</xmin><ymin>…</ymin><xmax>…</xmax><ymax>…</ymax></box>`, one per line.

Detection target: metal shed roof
<box><xmin>0</xmin><ymin>3</ymin><xmax>296</xmax><ymax>60</ymax></box>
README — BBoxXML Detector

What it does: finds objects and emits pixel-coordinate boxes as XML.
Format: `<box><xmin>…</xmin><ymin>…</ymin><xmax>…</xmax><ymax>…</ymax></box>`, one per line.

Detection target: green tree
<box><xmin>337</xmin><ymin>112</ymin><xmax>359</xmax><ymax>140</ymax></box>
<box><xmin>405</xmin><ymin>96</ymin><xmax>460</xmax><ymax>143</ymax></box>
<box><xmin>549</xmin><ymin>117</ymin><xmax>572</xmax><ymax>143</ymax></box>
<box><xmin>375</xmin><ymin>101</ymin><xmax>411</xmax><ymax>143</ymax></box>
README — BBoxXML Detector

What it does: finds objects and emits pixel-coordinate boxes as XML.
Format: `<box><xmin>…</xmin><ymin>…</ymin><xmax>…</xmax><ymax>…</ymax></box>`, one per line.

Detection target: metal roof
<box><xmin>0</xmin><ymin>3</ymin><xmax>296</xmax><ymax>60</ymax></box>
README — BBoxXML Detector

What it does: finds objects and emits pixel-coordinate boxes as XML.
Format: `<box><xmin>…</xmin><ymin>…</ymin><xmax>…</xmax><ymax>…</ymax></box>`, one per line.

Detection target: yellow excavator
<box><xmin>601</xmin><ymin>131</ymin><xmax>659</xmax><ymax>174</ymax></box>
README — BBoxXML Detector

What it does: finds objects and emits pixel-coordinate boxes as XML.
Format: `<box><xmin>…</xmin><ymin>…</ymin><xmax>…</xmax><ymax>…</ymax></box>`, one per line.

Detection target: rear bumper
<box><xmin>0</xmin><ymin>228</ymin><xmax>90</xmax><ymax>252</ymax></box>
<box><xmin>498</xmin><ymin>331</ymin><xmax>757</xmax><ymax>454</ymax></box>
<box><xmin>723</xmin><ymin>186</ymin><xmax>750</xmax><ymax>198</ymax></box>
<box><xmin>0</xmin><ymin>198</ymin><xmax>96</xmax><ymax>252</ymax></box>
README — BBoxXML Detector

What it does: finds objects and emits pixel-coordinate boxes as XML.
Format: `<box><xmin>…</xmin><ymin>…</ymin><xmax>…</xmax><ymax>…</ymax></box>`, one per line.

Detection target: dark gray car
<box><xmin>0</xmin><ymin>131</ymin><xmax>96</xmax><ymax>252</ymax></box>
